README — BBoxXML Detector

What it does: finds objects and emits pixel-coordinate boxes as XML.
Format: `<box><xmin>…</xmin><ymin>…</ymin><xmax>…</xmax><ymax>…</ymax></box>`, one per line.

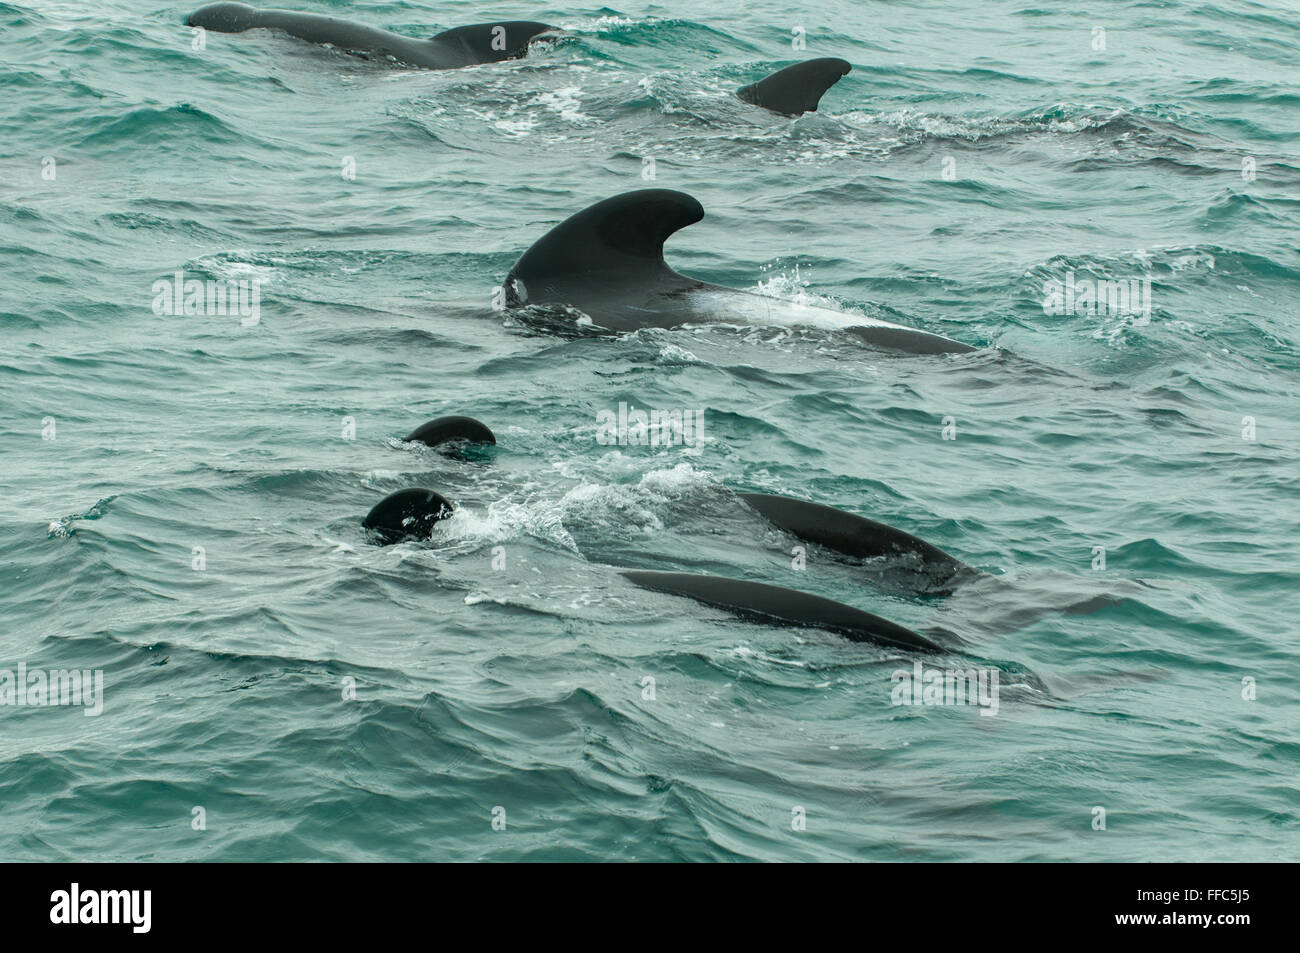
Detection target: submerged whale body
<box><xmin>185</xmin><ymin>3</ymin><xmax>555</xmax><ymax>69</ymax></box>
<box><xmin>504</xmin><ymin>189</ymin><xmax>975</xmax><ymax>354</ymax></box>
<box><xmin>737</xmin><ymin>58</ymin><xmax>852</xmax><ymax>115</ymax></box>
<box><xmin>358</xmin><ymin>486</ymin><xmax>943</xmax><ymax>651</ymax></box>
<box><xmin>621</xmin><ymin>569</ymin><xmax>943</xmax><ymax>652</ymax></box>
<box><xmin>739</xmin><ymin>492</ymin><xmax>976</xmax><ymax>592</ymax></box>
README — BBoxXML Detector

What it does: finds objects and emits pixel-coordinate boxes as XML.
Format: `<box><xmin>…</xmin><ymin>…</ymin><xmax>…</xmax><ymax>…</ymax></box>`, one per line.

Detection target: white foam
<box><xmin>531</xmin><ymin>86</ymin><xmax>592</xmax><ymax>124</ymax></box>
<box><xmin>686</xmin><ymin>288</ymin><xmax>915</xmax><ymax>334</ymax></box>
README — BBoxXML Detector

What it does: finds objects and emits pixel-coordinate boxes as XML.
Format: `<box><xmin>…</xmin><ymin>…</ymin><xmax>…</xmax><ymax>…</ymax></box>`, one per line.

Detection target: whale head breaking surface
<box><xmin>362</xmin><ymin>488</ymin><xmax>454</xmax><ymax>544</ymax></box>
<box><xmin>403</xmin><ymin>415</ymin><xmax>497</xmax><ymax>453</ymax></box>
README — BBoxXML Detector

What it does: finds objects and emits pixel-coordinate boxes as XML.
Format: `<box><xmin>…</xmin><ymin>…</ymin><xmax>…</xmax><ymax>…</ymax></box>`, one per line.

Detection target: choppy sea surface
<box><xmin>2</xmin><ymin>0</ymin><xmax>1298</xmax><ymax>861</ymax></box>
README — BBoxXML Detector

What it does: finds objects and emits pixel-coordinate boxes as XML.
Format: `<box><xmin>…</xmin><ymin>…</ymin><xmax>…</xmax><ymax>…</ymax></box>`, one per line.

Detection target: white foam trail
<box><xmin>685</xmin><ymin>289</ymin><xmax>921</xmax><ymax>334</ymax></box>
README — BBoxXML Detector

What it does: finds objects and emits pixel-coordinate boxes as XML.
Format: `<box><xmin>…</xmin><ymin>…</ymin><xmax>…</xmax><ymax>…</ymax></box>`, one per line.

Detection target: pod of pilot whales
<box><xmin>185</xmin><ymin>4</ymin><xmax>993</xmax><ymax>651</ymax></box>
<box><xmin>364</xmin><ymin>415</ymin><xmax>979</xmax><ymax>653</ymax></box>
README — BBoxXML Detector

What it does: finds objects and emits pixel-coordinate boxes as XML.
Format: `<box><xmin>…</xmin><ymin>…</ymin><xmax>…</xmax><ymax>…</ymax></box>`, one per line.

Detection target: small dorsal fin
<box><xmin>737</xmin><ymin>57</ymin><xmax>852</xmax><ymax>115</ymax></box>
<box><xmin>506</xmin><ymin>190</ymin><xmax>704</xmax><ymax>305</ymax></box>
<box><xmin>428</xmin><ymin>20</ymin><xmax>555</xmax><ymax>65</ymax></box>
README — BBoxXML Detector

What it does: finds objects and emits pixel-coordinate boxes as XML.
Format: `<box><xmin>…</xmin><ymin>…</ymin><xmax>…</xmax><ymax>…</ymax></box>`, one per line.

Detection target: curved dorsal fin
<box><xmin>428</xmin><ymin>20</ymin><xmax>554</xmax><ymax>65</ymax></box>
<box><xmin>506</xmin><ymin>190</ymin><xmax>704</xmax><ymax>304</ymax></box>
<box><xmin>737</xmin><ymin>57</ymin><xmax>852</xmax><ymax>115</ymax></box>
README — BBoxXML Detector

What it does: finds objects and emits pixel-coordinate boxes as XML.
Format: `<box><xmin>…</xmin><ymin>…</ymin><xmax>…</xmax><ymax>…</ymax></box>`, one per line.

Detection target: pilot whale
<box><xmin>387</xmin><ymin>416</ymin><xmax>971</xmax><ymax>594</ymax></box>
<box><xmin>185</xmin><ymin>3</ymin><xmax>555</xmax><ymax>69</ymax></box>
<box><xmin>736</xmin><ymin>57</ymin><xmax>852</xmax><ymax>115</ymax></box>
<box><xmin>359</xmin><ymin>485</ymin><xmax>945</xmax><ymax>651</ymax></box>
<box><xmin>504</xmin><ymin>190</ymin><xmax>975</xmax><ymax>354</ymax></box>
<box><xmin>361</xmin><ymin>487</ymin><xmax>454</xmax><ymax>545</ymax></box>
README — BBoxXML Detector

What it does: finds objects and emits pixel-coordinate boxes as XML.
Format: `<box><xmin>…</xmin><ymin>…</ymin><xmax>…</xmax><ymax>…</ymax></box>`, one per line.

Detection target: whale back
<box><xmin>184</xmin><ymin>6</ymin><xmax>553</xmax><ymax>69</ymax></box>
<box><xmin>427</xmin><ymin>21</ymin><xmax>555</xmax><ymax>67</ymax></box>
<box><xmin>737</xmin><ymin>57</ymin><xmax>852</xmax><ymax>115</ymax></box>
<box><xmin>503</xmin><ymin>189</ymin><xmax>975</xmax><ymax>350</ymax></box>
<box><xmin>738</xmin><ymin>492</ymin><xmax>973</xmax><ymax>591</ymax></box>
<box><xmin>621</xmin><ymin>569</ymin><xmax>943</xmax><ymax>651</ymax></box>
<box><xmin>505</xmin><ymin>189</ymin><xmax>708</xmax><ymax>312</ymax></box>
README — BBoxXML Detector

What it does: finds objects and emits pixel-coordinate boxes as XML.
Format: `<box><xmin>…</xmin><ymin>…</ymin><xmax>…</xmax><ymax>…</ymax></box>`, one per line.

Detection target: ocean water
<box><xmin>2</xmin><ymin>0</ymin><xmax>1298</xmax><ymax>862</ymax></box>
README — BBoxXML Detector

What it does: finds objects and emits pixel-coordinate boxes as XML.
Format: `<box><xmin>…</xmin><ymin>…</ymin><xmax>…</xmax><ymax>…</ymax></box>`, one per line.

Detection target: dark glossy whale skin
<box><xmin>504</xmin><ymin>189</ymin><xmax>974</xmax><ymax>354</ymax></box>
<box><xmin>737</xmin><ymin>58</ymin><xmax>852</xmax><ymax>115</ymax></box>
<box><xmin>404</xmin><ymin>415</ymin><xmax>496</xmax><ymax>450</ymax></box>
<box><xmin>358</xmin><ymin>483</ymin><xmax>944</xmax><ymax>650</ymax></box>
<box><xmin>738</xmin><ymin>492</ymin><xmax>971</xmax><ymax>583</ymax></box>
<box><xmin>186</xmin><ymin>4</ymin><xmax>554</xmax><ymax>69</ymax></box>
<box><xmin>739</xmin><ymin>492</ymin><xmax>979</xmax><ymax>595</ymax></box>
<box><xmin>621</xmin><ymin>569</ymin><xmax>943</xmax><ymax>652</ymax></box>
<box><xmin>362</xmin><ymin>488</ymin><xmax>453</xmax><ymax>544</ymax></box>
<box><xmin>505</xmin><ymin>189</ymin><xmax>714</xmax><ymax>328</ymax></box>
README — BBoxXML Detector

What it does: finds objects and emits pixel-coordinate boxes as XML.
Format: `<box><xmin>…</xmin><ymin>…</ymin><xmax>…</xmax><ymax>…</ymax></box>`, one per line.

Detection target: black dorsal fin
<box><xmin>428</xmin><ymin>21</ymin><xmax>555</xmax><ymax>65</ymax></box>
<box><xmin>506</xmin><ymin>190</ymin><xmax>704</xmax><ymax>305</ymax></box>
<box><xmin>736</xmin><ymin>57</ymin><xmax>852</xmax><ymax>115</ymax></box>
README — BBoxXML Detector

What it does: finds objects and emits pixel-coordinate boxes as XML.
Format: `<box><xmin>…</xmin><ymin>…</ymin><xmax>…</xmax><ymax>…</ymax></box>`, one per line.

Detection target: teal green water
<box><xmin>2</xmin><ymin>0</ymin><xmax>1298</xmax><ymax>861</ymax></box>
